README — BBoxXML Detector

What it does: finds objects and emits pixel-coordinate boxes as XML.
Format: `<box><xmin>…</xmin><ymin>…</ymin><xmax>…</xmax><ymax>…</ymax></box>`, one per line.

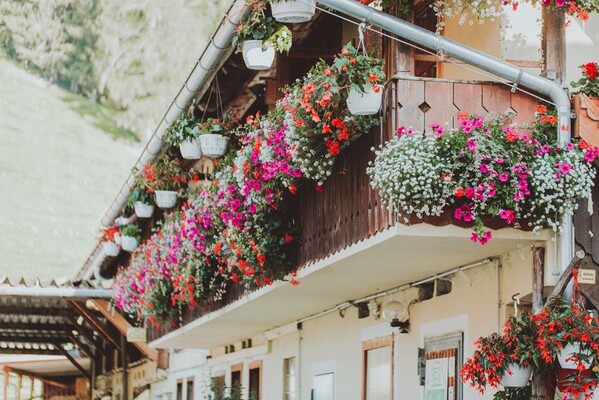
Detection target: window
<box><xmin>312</xmin><ymin>372</ymin><xmax>335</xmax><ymax>400</ymax></box>
<box><xmin>362</xmin><ymin>337</ymin><xmax>393</xmax><ymax>400</ymax></box>
<box><xmin>423</xmin><ymin>332</ymin><xmax>463</xmax><ymax>400</ymax></box>
<box><xmin>283</xmin><ymin>357</ymin><xmax>296</xmax><ymax>400</ymax></box>
<box><xmin>249</xmin><ymin>361</ymin><xmax>262</xmax><ymax>400</ymax></box>
<box><xmin>176</xmin><ymin>380</ymin><xmax>183</xmax><ymax>400</ymax></box>
<box><xmin>231</xmin><ymin>364</ymin><xmax>242</xmax><ymax>400</ymax></box>
<box><xmin>187</xmin><ymin>379</ymin><xmax>194</xmax><ymax>400</ymax></box>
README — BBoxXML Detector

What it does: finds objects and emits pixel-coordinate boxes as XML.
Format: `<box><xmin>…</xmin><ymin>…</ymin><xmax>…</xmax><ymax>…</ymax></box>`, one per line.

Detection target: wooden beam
<box><xmin>68</xmin><ymin>317</ymin><xmax>110</xmax><ymax>358</ymax></box>
<box><xmin>68</xmin><ymin>301</ymin><xmax>121</xmax><ymax>351</ymax></box>
<box><xmin>546</xmin><ymin>256</ymin><xmax>582</xmax><ymax>305</ymax></box>
<box><xmin>0</xmin><ymin>306</ymin><xmax>74</xmax><ymax>317</ymax></box>
<box><xmin>121</xmin><ymin>334</ymin><xmax>128</xmax><ymax>400</ymax></box>
<box><xmin>541</xmin><ymin>7</ymin><xmax>566</xmax><ymax>84</ymax></box>
<box><xmin>69</xmin><ymin>333</ymin><xmax>94</xmax><ymax>359</ymax></box>
<box><xmin>0</xmin><ymin>334</ymin><xmax>68</xmax><ymax>344</ymax></box>
<box><xmin>4</xmin><ymin>366</ymin><xmax>68</xmax><ymax>390</ymax></box>
<box><xmin>532</xmin><ymin>247</ymin><xmax>545</xmax><ymax>313</ymax></box>
<box><xmin>0</xmin><ymin>322</ymin><xmax>72</xmax><ymax>332</ymax></box>
<box><xmin>0</xmin><ymin>347</ymin><xmax>61</xmax><ymax>356</ymax></box>
<box><xmin>4</xmin><ymin>367</ymin><xmax>8</xmax><ymax>400</ymax></box>
<box><xmin>90</xmin><ymin>299</ymin><xmax>158</xmax><ymax>361</ymax></box>
<box><xmin>55</xmin><ymin>345</ymin><xmax>90</xmax><ymax>380</ymax></box>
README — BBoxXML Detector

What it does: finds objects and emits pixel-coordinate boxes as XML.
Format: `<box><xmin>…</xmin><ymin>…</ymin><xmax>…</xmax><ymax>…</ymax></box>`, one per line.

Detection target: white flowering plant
<box><xmin>367</xmin><ymin>128</ymin><xmax>454</xmax><ymax>220</ymax></box>
<box><xmin>368</xmin><ymin>109</ymin><xmax>599</xmax><ymax>244</ymax></box>
<box><xmin>233</xmin><ymin>13</ymin><xmax>292</xmax><ymax>54</ymax></box>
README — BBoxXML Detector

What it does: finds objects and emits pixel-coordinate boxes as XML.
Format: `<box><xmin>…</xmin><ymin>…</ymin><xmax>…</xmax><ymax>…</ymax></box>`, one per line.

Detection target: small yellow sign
<box><xmin>127</xmin><ymin>327</ymin><xmax>147</xmax><ymax>343</ymax></box>
<box><xmin>578</xmin><ymin>269</ymin><xmax>597</xmax><ymax>285</ymax></box>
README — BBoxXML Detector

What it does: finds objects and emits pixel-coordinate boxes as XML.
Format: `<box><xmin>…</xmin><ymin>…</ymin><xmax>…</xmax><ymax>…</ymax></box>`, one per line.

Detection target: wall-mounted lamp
<box><xmin>382</xmin><ymin>300</ymin><xmax>410</xmax><ymax>333</ymax></box>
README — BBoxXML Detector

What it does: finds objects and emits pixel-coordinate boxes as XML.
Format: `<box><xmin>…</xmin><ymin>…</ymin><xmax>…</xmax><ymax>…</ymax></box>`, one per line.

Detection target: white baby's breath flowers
<box><xmin>366</xmin><ymin>133</ymin><xmax>454</xmax><ymax>219</ymax></box>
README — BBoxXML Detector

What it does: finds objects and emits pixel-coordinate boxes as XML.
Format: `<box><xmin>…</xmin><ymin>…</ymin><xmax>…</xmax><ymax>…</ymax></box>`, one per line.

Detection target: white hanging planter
<box><xmin>347</xmin><ymin>84</ymin><xmax>383</xmax><ymax>116</ymax></box>
<box><xmin>558</xmin><ymin>343</ymin><xmax>592</xmax><ymax>369</ymax></box>
<box><xmin>500</xmin><ymin>364</ymin><xmax>532</xmax><ymax>388</ymax></box>
<box><xmin>270</xmin><ymin>0</ymin><xmax>315</xmax><ymax>23</ymax></box>
<box><xmin>113</xmin><ymin>232</ymin><xmax>122</xmax><ymax>245</ymax></box>
<box><xmin>199</xmin><ymin>134</ymin><xmax>228</xmax><ymax>159</ymax></box>
<box><xmin>179</xmin><ymin>138</ymin><xmax>203</xmax><ymax>160</ymax></box>
<box><xmin>242</xmin><ymin>40</ymin><xmax>275</xmax><ymax>71</ymax></box>
<box><xmin>102</xmin><ymin>241</ymin><xmax>119</xmax><ymax>257</ymax></box>
<box><xmin>155</xmin><ymin>190</ymin><xmax>178</xmax><ymax>209</ymax></box>
<box><xmin>121</xmin><ymin>236</ymin><xmax>139</xmax><ymax>252</ymax></box>
<box><xmin>134</xmin><ymin>201</ymin><xmax>154</xmax><ymax>218</ymax></box>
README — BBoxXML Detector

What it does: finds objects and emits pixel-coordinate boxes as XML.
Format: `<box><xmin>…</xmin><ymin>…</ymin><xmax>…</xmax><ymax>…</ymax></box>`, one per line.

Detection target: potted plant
<box><xmin>161</xmin><ymin>114</ymin><xmax>202</xmax><ymax>160</ymax></box>
<box><xmin>140</xmin><ymin>156</ymin><xmax>190</xmax><ymax>209</ymax></box>
<box><xmin>334</xmin><ymin>43</ymin><xmax>385</xmax><ymax>116</ymax></box>
<box><xmin>461</xmin><ymin>312</ymin><xmax>537</xmax><ymax>392</ymax></box>
<box><xmin>128</xmin><ymin>181</ymin><xmax>155</xmax><ymax>218</ymax></box>
<box><xmin>234</xmin><ymin>14</ymin><xmax>292</xmax><ymax>70</ymax></box>
<box><xmin>120</xmin><ymin>224</ymin><xmax>142</xmax><ymax>252</ymax></box>
<box><xmin>196</xmin><ymin>118</ymin><xmax>230</xmax><ymax>159</ymax></box>
<box><xmin>268</xmin><ymin>0</ymin><xmax>315</xmax><ymax>23</ymax></box>
<box><xmin>101</xmin><ymin>226</ymin><xmax>120</xmax><ymax>257</ymax></box>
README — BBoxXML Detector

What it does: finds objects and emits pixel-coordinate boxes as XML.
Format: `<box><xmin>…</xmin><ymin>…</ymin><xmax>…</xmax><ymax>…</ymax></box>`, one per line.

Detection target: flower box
<box><xmin>346</xmin><ymin>84</ymin><xmax>382</xmax><ymax>115</ymax></box>
<box><xmin>134</xmin><ymin>201</ymin><xmax>154</xmax><ymax>219</ymax></box>
<box><xmin>500</xmin><ymin>364</ymin><xmax>532</xmax><ymax>388</ymax></box>
<box><xmin>558</xmin><ymin>343</ymin><xmax>592</xmax><ymax>370</ymax></box>
<box><xmin>121</xmin><ymin>236</ymin><xmax>139</xmax><ymax>252</ymax></box>
<box><xmin>155</xmin><ymin>190</ymin><xmax>178</xmax><ymax>209</ymax></box>
<box><xmin>102</xmin><ymin>241</ymin><xmax>119</xmax><ymax>257</ymax></box>
<box><xmin>179</xmin><ymin>138</ymin><xmax>203</xmax><ymax>160</ymax></box>
<box><xmin>269</xmin><ymin>0</ymin><xmax>315</xmax><ymax>23</ymax></box>
<box><xmin>242</xmin><ymin>40</ymin><xmax>275</xmax><ymax>71</ymax></box>
<box><xmin>199</xmin><ymin>134</ymin><xmax>228</xmax><ymax>159</ymax></box>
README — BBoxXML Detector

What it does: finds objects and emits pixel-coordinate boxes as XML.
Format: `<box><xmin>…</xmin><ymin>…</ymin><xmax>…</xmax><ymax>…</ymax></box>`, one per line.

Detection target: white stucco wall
<box><xmin>202</xmin><ymin>246</ymin><xmax>537</xmax><ymax>400</ymax></box>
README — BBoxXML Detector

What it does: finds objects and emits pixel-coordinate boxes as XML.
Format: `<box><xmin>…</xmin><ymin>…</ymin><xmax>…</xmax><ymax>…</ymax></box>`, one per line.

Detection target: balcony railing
<box><xmin>147</xmin><ymin>77</ymin><xmax>540</xmax><ymax>342</ymax></box>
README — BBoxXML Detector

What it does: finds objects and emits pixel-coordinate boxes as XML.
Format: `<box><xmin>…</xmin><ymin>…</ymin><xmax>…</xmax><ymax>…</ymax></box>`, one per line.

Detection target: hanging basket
<box><xmin>347</xmin><ymin>84</ymin><xmax>382</xmax><ymax>115</ymax></box>
<box><xmin>102</xmin><ymin>241</ymin><xmax>119</xmax><ymax>257</ymax></box>
<box><xmin>121</xmin><ymin>236</ymin><xmax>139</xmax><ymax>252</ymax></box>
<box><xmin>179</xmin><ymin>138</ymin><xmax>203</xmax><ymax>160</ymax></box>
<box><xmin>199</xmin><ymin>134</ymin><xmax>228</xmax><ymax>159</ymax></box>
<box><xmin>155</xmin><ymin>190</ymin><xmax>178</xmax><ymax>209</ymax></box>
<box><xmin>269</xmin><ymin>0</ymin><xmax>315</xmax><ymax>23</ymax></box>
<box><xmin>558</xmin><ymin>343</ymin><xmax>592</xmax><ymax>370</ymax></box>
<box><xmin>500</xmin><ymin>364</ymin><xmax>532</xmax><ymax>388</ymax></box>
<box><xmin>242</xmin><ymin>40</ymin><xmax>275</xmax><ymax>71</ymax></box>
<box><xmin>134</xmin><ymin>201</ymin><xmax>154</xmax><ymax>219</ymax></box>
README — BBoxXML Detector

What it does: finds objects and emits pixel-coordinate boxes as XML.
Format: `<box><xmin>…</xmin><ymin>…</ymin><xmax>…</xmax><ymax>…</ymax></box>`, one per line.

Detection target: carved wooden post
<box><xmin>383</xmin><ymin>1</ymin><xmax>414</xmax><ymax>78</ymax></box>
<box><xmin>541</xmin><ymin>8</ymin><xmax>566</xmax><ymax>85</ymax></box>
<box><xmin>531</xmin><ymin>247</ymin><xmax>554</xmax><ymax>399</ymax></box>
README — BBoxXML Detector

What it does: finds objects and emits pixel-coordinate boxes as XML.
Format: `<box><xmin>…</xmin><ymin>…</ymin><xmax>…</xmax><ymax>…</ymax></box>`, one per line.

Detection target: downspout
<box><xmin>78</xmin><ymin>0</ymin><xmax>248</xmax><ymax>280</ymax></box>
<box><xmin>315</xmin><ymin>0</ymin><xmax>573</xmax><ymax>272</ymax></box>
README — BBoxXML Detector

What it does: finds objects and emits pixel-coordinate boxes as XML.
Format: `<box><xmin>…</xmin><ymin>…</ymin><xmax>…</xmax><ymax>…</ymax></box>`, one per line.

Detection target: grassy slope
<box><xmin>0</xmin><ymin>59</ymin><xmax>137</xmax><ymax>281</ymax></box>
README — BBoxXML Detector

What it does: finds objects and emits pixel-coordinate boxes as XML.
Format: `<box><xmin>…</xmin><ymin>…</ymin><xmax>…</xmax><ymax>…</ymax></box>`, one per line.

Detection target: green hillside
<box><xmin>0</xmin><ymin>59</ymin><xmax>137</xmax><ymax>281</ymax></box>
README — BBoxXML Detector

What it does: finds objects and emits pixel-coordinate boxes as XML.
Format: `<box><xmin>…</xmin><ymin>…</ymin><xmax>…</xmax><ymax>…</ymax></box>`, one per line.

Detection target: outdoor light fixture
<box><xmin>382</xmin><ymin>300</ymin><xmax>410</xmax><ymax>333</ymax></box>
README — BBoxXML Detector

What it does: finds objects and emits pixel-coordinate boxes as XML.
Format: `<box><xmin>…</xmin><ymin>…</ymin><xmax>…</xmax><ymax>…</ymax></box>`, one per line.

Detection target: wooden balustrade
<box><xmin>148</xmin><ymin>77</ymin><xmax>541</xmax><ymax>342</ymax></box>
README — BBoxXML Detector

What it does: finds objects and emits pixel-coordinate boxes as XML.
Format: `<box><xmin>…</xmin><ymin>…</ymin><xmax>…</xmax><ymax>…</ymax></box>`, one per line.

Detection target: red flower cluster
<box><xmin>583</xmin><ymin>62</ymin><xmax>598</xmax><ymax>80</ymax></box>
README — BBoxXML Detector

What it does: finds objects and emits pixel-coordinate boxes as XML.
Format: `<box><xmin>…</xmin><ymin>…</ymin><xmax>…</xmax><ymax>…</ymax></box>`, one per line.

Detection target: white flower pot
<box><xmin>121</xmin><ymin>235</ymin><xmax>139</xmax><ymax>252</ymax></box>
<box><xmin>102</xmin><ymin>241</ymin><xmax>119</xmax><ymax>257</ymax></box>
<box><xmin>155</xmin><ymin>190</ymin><xmax>178</xmax><ymax>209</ymax></box>
<box><xmin>347</xmin><ymin>84</ymin><xmax>383</xmax><ymax>115</ymax></box>
<box><xmin>199</xmin><ymin>134</ymin><xmax>228</xmax><ymax>159</ymax></box>
<box><xmin>113</xmin><ymin>232</ymin><xmax>122</xmax><ymax>245</ymax></box>
<box><xmin>270</xmin><ymin>0</ymin><xmax>315</xmax><ymax>22</ymax></box>
<box><xmin>558</xmin><ymin>343</ymin><xmax>592</xmax><ymax>369</ymax></box>
<box><xmin>500</xmin><ymin>364</ymin><xmax>532</xmax><ymax>388</ymax></box>
<box><xmin>134</xmin><ymin>201</ymin><xmax>154</xmax><ymax>218</ymax></box>
<box><xmin>179</xmin><ymin>138</ymin><xmax>203</xmax><ymax>160</ymax></box>
<box><xmin>242</xmin><ymin>40</ymin><xmax>275</xmax><ymax>71</ymax></box>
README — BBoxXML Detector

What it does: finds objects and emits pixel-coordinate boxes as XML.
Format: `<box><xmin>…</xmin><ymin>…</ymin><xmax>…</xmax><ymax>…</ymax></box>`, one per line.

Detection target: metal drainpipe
<box><xmin>78</xmin><ymin>0</ymin><xmax>248</xmax><ymax>280</ymax></box>
<box><xmin>315</xmin><ymin>0</ymin><xmax>573</xmax><ymax>272</ymax></box>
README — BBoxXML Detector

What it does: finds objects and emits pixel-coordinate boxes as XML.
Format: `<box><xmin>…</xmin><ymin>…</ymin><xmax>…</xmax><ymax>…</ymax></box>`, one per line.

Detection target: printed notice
<box><xmin>425</xmin><ymin>358</ymin><xmax>448</xmax><ymax>400</ymax></box>
<box><xmin>578</xmin><ymin>268</ymin><xmax>597</xmax><ymax>285</ymax></box>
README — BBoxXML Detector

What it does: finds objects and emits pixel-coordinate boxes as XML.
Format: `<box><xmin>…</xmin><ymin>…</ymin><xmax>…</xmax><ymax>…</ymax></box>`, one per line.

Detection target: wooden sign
<box><xmin>127</xmin><ymin>327</ymin><xmax>147</xmax><ymax>343</ymax></box>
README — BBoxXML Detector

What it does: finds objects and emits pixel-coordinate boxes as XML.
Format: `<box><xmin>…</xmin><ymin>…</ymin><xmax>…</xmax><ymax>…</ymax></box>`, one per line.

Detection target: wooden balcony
<box><xmin>148</xmin><ymin>77</ymin><xmax>542</xmax><ymax>346</ymax></box>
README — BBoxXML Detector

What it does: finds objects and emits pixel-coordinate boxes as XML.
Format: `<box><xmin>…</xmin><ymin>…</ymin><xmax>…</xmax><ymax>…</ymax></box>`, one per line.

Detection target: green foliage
<box><xmin>120</xmin><ymin>224</ymin><xmax>142</xmax><ymax>239</ymax></box>
<box><xmin>206</xmin><ymin>378</ymin><xmax>243</xmax><ymax>400</ymax></box>
<box><xmin>128</xmin><ymin>186</ymin><xmax>153</xmax><ymax>207</ymax></box>
<box><xmin>162</xmin><ymin>114</ymin><xmax>197</xmax><ymax>146</ymax></box>
<box><xmin>234</xmin><ymin>15</ymin><xmax>292</xmax><ymax>54</ymax></box>
<box><xmin>493</xmin><ymin>386</ymin><xmax>531</xmax><ymax>400</ymax></box>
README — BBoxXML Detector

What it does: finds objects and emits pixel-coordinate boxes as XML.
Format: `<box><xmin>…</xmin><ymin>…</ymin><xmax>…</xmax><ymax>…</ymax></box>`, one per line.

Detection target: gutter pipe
<box><xmin>316</xmin><ymin>0</ymin><xmax>573</xmax><ymax>272</ymax></box>
<box><xmin>0</xmin><ymin>286</ymin><xmax>114</xmax><ymax>299</ymax></box>
<box><xmin>78</xmin><ymin>0</ymin><xmax>248</xmax><ymax>279</ymax></box>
